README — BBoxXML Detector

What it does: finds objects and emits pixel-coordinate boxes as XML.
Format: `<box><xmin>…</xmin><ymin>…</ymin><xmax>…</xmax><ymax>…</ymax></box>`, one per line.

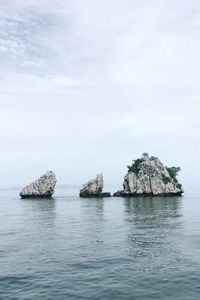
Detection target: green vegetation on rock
<box><xmin>176</xmin><ymin>183</ymin><xmax>182</xmax><ymax>189</ymax></box>
<box><xmin>166</xmin><ymin>167</ymin><xmax>181</xmax><ymax>180</ymax></box>
<box><xmin>127</xmin><ymin>158</ymin><xmax>145</xmax><ymax>174</ymax></box>
<box><xmin>162</xmin><ymin>174</ymin><xmax>172</xmax><ymax>184</ymax></box>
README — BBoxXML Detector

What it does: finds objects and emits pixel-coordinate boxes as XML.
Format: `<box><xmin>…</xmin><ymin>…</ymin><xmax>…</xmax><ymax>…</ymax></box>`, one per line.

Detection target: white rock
<box><xmin>114</xmin><ymin>155</ymin><xmax>183</xmax><ymax>197</ymax></box>
<box><xmin>20</xmin><ymin>171</ymin><xmax>57</xmax><ymax>198</ymax></box>
<box><xmin>79</xmin><ymin>174</ymin><xmax>111</xmax><ymax>197</ymax></box>
<box><xmin>80</xmin><ymin>174</ymin><xmax>103</xmax><ymax>196</ymax></box>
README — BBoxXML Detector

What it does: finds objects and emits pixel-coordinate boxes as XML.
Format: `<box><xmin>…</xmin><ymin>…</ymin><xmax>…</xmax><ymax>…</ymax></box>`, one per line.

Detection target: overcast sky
<box><xmin>0</xmin><ymin>0</ymin><xmax>199</xmax><ymax>189</ymax></box>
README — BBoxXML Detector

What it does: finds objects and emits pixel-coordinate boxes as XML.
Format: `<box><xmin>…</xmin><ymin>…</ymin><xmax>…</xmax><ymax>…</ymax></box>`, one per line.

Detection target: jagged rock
<box><xmin>114</xmin><ymin>154</ymin><xmax>184</xmax><ymax>197</ymax></box>
<box><xmin>79</xmin><ymin>174</ymin><xmax>111</xmax><ymax>197</ymax></box>
<box><xmin>20</xmin><ymin>171</ymin><xmax>57</xmax><ymax>198</ymax></box>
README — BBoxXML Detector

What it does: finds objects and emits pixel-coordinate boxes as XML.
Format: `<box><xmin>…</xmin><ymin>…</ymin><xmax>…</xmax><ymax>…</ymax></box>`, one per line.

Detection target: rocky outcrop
<box><xmin>79</xmin><ymin>174</ymin><xmax>111</xmax><ymax>197</ymax></box>
<box><xmin>114</xmin><ymin>154</ymin><xmax>184</xmax><ymax>197</ymax></box>
<box><xmin>20</xmin><ymin>171</ymin><xmax>57</xmax><ymax>198</ymax></box>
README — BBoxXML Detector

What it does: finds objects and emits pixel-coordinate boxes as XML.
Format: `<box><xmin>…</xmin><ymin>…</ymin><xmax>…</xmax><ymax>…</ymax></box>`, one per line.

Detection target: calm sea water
<box><xmin>0</xmin><ymin>186</ymin><xmax>200</xmax><ymax>300</ymax></box>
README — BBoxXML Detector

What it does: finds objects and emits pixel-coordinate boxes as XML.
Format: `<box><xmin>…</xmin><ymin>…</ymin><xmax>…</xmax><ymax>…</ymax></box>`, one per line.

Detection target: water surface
<box><xmin>0</xmin><ymin>186</ymin><xmax>200</xmax><ymax>299</ymax></box>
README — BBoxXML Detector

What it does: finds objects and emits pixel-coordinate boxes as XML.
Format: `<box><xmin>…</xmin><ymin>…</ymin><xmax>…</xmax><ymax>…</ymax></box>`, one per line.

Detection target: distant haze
<box><xmin>0</xmin><ymin>0</ymin><xmax>199</xmax><ymax>189</ymax></box>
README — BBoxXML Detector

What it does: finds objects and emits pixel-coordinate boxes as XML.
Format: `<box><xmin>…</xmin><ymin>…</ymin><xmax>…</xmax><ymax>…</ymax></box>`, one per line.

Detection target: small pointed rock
<box><xmin>20</xmin><ymin>171</ymin><xmax>57</xmax><ymax>198</ymax></box>
<box><xmin>79</xmin><ymin>174</ymin><xmax>111</xmax><ymax>198</ymax></box>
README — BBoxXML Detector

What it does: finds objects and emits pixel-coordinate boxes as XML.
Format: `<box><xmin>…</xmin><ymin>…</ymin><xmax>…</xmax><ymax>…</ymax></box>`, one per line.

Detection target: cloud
<box><xmin>0</xmin><ymin>0</ymin><xmax>199</xmax><ymax>188</ymax></box>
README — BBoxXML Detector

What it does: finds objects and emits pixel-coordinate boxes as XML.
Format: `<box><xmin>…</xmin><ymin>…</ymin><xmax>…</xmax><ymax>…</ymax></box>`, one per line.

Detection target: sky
<box><xmin>0</xmin><ymin>0</ymin><xmax>199</xmax><ymax>189</ymax></box>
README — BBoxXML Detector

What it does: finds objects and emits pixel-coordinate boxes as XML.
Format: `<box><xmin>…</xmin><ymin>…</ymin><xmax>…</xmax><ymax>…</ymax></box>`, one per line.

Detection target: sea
<box><xmin>0</xmin><ymin>185</ymin><xmax>200</xmax><ymax>300</ymax></box>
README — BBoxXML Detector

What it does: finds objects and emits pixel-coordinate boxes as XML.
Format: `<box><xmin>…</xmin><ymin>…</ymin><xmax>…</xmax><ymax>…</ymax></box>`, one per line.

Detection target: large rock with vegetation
<box><xmin>20</xmin><ymin>171</ymin><xmax>57</xmax><ymax>198</ymax></box>
<box><xmin>79</xmin><ymin>174</ymin><xmax>111</xmax><ymax>197</ymax></box>
<box><xmin>114</xmin><ymin>153</ymin><xmax>183</xmax><ymax>197</ymax></box>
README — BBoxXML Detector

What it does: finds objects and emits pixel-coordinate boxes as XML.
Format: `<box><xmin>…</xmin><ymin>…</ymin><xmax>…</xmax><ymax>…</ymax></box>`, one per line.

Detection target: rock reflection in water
<box><xmin>124</xmin><ymin>197</ymin><xmax>183</xmax><ymax>269</ymax></box>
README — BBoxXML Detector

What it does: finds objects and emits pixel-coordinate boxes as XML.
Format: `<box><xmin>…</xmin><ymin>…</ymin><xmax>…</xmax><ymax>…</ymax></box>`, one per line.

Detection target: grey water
<box><xmin>0</xmin><ymin>186</ymin><xmax>200</xmax><ymax>300</ymax></box>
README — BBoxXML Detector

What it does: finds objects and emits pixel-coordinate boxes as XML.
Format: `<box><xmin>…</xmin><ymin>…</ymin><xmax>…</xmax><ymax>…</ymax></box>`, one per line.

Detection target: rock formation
<box><xmin>20</xmin><ymin>171</ymin><xmax>57</xmax><ymax>198</ymax></box>
<box><xmin>114</xmin><ymin>154</ymin><xmax>184</xmax><ymax>197</ymax></box>
<box><xmin>79</xmin><ymin>174</ymin><xmax>111</xmax><ymax>197</ymax></box>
